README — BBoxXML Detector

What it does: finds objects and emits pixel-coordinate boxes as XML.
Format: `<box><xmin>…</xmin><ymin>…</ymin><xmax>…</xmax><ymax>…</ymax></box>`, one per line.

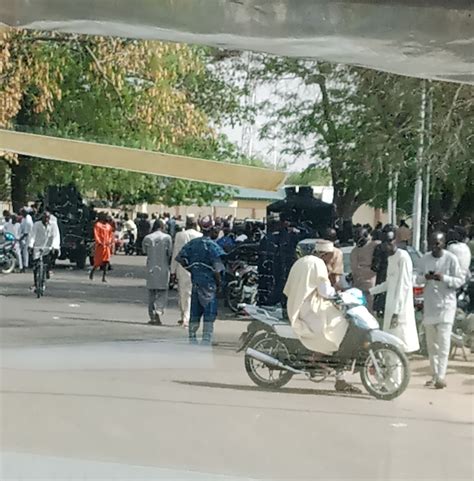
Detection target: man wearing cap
<box><xmin>284</xmin><ymin>239</ymin><xmax>360</xmax><ymax>393</ymax></box>
<box><xmin>416</xmin><ymin>232</ymin><xmax>464</xmax><ymax>389</ymax></box>
<box><xmin>369</xmin><ymin>230</ymin><xmax>419</xmax><ymax>353</ymax></box>
<box><xmin>322</xmin><ymin>228</ymin><xmax>344</xmax><ymax>288</ymax></box>
<box><xmin>171</xmin><ymin>215</ymin><xmax>202</xmax><ymax>327</ymax></box>
<box><xmin>176</xmin><ymin>215</ymin><xmax>226</xmax><ymax>344</ymax></box>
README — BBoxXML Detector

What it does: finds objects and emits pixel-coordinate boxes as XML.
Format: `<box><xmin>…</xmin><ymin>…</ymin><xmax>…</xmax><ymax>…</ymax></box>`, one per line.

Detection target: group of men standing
<box><xmin>142</xmin><ymin>214</ymin><xmax>225</xmax><ymax>345</ymax></box>
<box><xmin>285</xmin><ymin>224</ymin><xmax>469</xmax><ymax>391</ymax></box>
<box><xmin>349</xmin><ymin>225</ymin><xmax>469</xmax><ymax>389</ymax></box>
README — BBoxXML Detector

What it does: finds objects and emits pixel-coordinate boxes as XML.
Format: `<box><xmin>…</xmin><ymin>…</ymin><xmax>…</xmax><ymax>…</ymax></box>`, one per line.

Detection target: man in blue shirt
<box><xmin>176</xmin><ymin>216</ymin><xmax>226</xmax><ymax>344</ymax></box>
<box><xmin>216</xmin><ymin>221</ymin><xmax>236</xmax><ymax>253</ymax></box>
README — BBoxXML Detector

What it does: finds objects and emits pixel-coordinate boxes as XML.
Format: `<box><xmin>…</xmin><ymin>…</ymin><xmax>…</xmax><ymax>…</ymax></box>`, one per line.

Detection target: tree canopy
<box><xmin>0</xmin><ymin>30</ymin><xmax>253</xmax><ymax>209</ymax></box>
<box><xmin>243</xmin><ymin>55</ymin><xmax>473</xmax><ymax>221</ymax></box>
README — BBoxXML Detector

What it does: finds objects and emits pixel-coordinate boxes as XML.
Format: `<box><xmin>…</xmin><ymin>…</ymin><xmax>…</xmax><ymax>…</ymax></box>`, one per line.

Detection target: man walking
<box><xmin>370</xmin><ymin>231</ymin><xmax>419</xmax><ymax>353</ymax></box>
<box><xmin>143</xmin><ymin>219</ymin><xmax>172</xmax><ymax>325</ymax></box>
<box><xmin>417</xmin><ymin>232</ymin><xmax>464</xmax><ymax>389</ymax></box>
<box><xmin>171</xmin><ymin>216</ymin><xmax>202</xmax><ymax>327</ymax></box>
<box><xmin>176</xmin><ymin>216</ymin><xmax>225</xmax><ymax>345</ymax></box>
<box><xmin>89</xmin><ymin>212</ymin><xmax>113</xmax><ymax>282</ymax></box>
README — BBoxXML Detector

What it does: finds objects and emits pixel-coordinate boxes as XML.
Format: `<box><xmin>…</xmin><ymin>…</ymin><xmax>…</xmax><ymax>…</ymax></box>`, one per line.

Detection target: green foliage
<box><xmin>5</xmin><ymin>31</ymin><xmax>255</xmax><ymax>207</ymax></box>
<box><xmin>286</xmin><ymin>166</ymin><xmax>331</xmax><ymax>186</ymax></box>
<box><xmin>248</xmin><ymin>56</ymin><xmax>473</xmax><ymax>221</ymax></box>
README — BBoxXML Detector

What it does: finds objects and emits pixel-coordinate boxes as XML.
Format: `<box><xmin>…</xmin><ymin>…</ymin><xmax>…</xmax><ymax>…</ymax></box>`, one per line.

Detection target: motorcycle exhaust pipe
<box><xmin>245</xmin><ymin>347</ymin><xmax>308</xmax><ymax>376</ymax></box>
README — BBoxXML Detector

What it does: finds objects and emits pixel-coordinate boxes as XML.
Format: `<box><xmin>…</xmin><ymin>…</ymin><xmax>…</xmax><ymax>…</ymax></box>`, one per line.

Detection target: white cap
<box><xmin>313</xmin><ymin>239</ymin><xmax>334</xmax><ymax>253</ymax></box>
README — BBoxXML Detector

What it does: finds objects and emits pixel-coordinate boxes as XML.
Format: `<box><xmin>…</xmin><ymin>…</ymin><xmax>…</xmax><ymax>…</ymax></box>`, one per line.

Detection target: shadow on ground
<box><xmin>173</xmin><ymin>380</ymin><xmax>372</xmax><ymax>400</ymax></box>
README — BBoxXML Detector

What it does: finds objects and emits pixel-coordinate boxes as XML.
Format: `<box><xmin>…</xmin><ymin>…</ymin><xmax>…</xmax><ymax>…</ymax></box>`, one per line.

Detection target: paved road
<box><xmin>1</xmin><ymin>255</ymin><xmax>473</xmax><ymax>480</ymax></box>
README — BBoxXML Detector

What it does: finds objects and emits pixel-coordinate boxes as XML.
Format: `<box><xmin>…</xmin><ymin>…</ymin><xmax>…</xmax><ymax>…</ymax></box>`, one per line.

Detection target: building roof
<box><xmin>233</xmin><ymin>188</ymin><xmax>285</xmax><ymax>201</ymax></box>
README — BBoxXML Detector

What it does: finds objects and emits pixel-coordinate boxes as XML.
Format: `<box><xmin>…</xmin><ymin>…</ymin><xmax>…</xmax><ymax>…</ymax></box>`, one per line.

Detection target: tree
<box><xmin>247</xmin><ymin>55</ymin><xmax>473</xmax><ymax>222</ymax></box>
<box><xmin>0</xmin><ymin>30</ymin><xmax>253</xmax><ymax>210</ymax></box>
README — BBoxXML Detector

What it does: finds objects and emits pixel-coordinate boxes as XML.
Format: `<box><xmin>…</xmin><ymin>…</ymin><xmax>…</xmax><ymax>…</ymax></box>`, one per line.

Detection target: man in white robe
<box><xmin>171</xmin><ymin>216</ymin><xmax>202</xmax><ymax>327</ymax></box>
<box><xmin>370</xmin><ymin>231</ymin><xmax>419</xmax><ymax>353</ymax></box>
<box><xmin>416</xmin><ymin>232</ymin><xmax>464</xmax><ymax>389</ymax></box>
<box><xmin>284</xmin><ymin>240</ymin><xmax>360</xmax><ymax>393</ymax></box>
<box><xmin>20</xmin><ymin>208</ymin><xmax>34</xmax><ymax>270</ymax></box>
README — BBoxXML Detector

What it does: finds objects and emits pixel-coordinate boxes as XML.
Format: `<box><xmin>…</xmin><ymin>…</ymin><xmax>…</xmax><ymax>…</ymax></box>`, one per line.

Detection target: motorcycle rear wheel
<box><xmin>245</xmin><ymin>332</ymin><xmax>293</xmax><ymax>389</ymax></box>
<box><xmin>360</xmin><ymin>343</ymin><xmax>410</xmax><ymax>400</ymax></box>
<box><xmin>1</xmin><ymin>254</ymin><xmax>16</xmax><ymax>274</ymax></box>
<box><xmin>226</xmin><ymin>280</ymin><xmax>242</xmax><ymax>313</ymax></box>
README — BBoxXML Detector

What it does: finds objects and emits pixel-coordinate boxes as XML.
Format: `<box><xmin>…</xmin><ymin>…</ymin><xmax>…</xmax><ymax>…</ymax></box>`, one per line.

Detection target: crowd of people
<box><xmin>337</xmin><ymin>222</ymin><xmax>470</xmax><ymax>389</ymax></box>
<box><xmin>1</xmin><ymin>208</ymin><xmax>61</xmax><ymax>287</ymax></box>
<box><xmin>2</xmin><ymin>205</ymin><xmax>472</xmax><ymax>387</ymax></box>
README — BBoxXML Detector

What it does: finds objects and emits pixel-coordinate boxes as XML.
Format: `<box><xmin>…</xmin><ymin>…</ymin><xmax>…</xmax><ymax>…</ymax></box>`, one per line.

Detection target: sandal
<box><xmin>335</xmin><ymin>380</ymin><xmax>362</xmax><ymax>394</ymax></box>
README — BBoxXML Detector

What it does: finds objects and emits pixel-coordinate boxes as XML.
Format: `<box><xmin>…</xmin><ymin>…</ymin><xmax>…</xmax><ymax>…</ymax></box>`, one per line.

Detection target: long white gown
<box><xmin>284</xmin><ymin>256</ymin><xmax>348</xmax><ymax>355</ymax></box>
<box><xmin>370</xmin><ymin>249</ymin><xmax>419</xmax><ymax>352</ymax></box>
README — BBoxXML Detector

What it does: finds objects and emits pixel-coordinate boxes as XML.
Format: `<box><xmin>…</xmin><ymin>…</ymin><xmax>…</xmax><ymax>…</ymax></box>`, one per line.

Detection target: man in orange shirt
<box><xmin>89</xmin><ymin>212</ymin><xmax>113</xmax><ymax>282</ymax></box>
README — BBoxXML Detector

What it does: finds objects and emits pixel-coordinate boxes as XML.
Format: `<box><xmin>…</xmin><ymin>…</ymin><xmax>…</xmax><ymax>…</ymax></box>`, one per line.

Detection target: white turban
<box><xmin>313</xmin><ymin>239</ymin><xmax>334</xmax><ymax>254</ymax></box>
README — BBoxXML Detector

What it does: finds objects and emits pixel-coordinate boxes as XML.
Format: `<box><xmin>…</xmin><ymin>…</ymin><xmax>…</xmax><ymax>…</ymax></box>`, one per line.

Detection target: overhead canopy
<box><xmin>0</xmin><ymin>130</ymin><xmax>286</xmax><ymax>191</ymax></box>
<box><xmin>2</xmin><ymin>0</ymin><xmax>473</xmax><ymax>84</ymax></box>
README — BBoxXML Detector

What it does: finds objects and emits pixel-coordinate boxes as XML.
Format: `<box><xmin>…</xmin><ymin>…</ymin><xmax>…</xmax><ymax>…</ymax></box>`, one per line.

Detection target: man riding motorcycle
<box><xmin>283</xmin><ymin>239</ymin><xmax>361</xmax><ymax>393</ymax></box>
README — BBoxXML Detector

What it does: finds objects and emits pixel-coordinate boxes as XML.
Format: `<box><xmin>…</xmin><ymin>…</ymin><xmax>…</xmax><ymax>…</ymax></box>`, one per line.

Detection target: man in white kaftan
<box><xmin>370</xmin><ymin>231</ymin><xmax>419</xmax><ymax>353</ymax></box>
<box><xmin>171</xmin><ymin>216</ymin><xmax>202</xmax><ymax>327</ymax></box>
<box><xmin>284</xmin><ymin>240</ymin><xmax>359</xmax><ymax>393</ymax></box>
<box><xmin>416</xmin><ymin>232</ymin><xmax>464</xmax><ymax>389</ymax></box>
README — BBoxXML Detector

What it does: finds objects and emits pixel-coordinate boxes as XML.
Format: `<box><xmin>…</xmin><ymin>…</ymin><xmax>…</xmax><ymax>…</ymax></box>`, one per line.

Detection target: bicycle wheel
<box><xmin>36</xmin><ymin>261</ymin><xmax>44</xmax><ymax>298</ymax></box>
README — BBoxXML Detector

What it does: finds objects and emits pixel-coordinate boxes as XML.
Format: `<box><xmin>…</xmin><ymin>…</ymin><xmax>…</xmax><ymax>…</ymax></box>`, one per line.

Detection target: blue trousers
<box><xmin>189</xmin><ymin>286</ymin><xmax>218</xmax><ymax>344</ymax></box>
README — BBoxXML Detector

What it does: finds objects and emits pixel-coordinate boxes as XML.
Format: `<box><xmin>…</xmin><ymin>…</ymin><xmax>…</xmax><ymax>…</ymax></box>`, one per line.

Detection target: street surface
<box><xmin>1</xmin><ymin>255</ymin><xmax>473</xmax><ymax>481</ymax></box>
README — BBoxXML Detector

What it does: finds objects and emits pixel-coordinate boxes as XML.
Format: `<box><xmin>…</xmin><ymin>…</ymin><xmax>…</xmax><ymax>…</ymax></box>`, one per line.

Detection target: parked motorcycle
<box><xmin>238</xmin><ymin>288</ymin><xmax>410</xmax><ymax>401</ymax></box>
<box><xmin>225</xmin><ymin>261</ymin><xmax>258</xmax><ymax>312</ymax></box>
<box><xmin>123</xmin><ymin>230</ymin><xmax>136</xmax><ymax>255</ymax></box>
<box><xmin>0</xmin><ymin>231</ymin><xmax>19</xmax><ymax>274</ymax></box>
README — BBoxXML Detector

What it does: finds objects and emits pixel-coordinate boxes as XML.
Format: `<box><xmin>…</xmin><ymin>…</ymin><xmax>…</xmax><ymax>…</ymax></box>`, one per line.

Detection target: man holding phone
<box><xmin>417</xmin><ymin>232</ymin><xmax>464</xmax><ymax>389</ymax></box>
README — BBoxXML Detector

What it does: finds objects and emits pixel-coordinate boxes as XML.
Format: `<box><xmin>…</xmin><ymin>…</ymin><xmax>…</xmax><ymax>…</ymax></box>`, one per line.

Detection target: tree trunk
<box><xmin>11</xmin><ymin>156</ymin><xmax>32</xmax><ymax>212</ymax></box>
<box><xmin>334</xmin><ymin>188</ymin><xmax>359</xmax><ymax>221</ymax></box>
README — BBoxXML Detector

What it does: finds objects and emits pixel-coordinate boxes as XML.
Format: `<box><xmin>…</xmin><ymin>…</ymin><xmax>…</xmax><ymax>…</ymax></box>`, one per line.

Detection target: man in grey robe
<box><xmin>142</xmin><ymin>220</ymin><xmax>172</xmax><ymax>325</ymax></box>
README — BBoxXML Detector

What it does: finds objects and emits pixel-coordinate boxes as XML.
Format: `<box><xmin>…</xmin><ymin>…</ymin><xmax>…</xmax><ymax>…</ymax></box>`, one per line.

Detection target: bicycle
<box><xmin>33</xmin><ymin>249</ymin><xmax>48</xmax><ymax>298</ymax></box>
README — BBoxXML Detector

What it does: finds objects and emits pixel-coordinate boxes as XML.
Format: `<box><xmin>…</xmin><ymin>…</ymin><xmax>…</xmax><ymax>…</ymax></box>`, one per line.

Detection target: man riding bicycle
<box><xmin>28</xmin><ymin>211</ymin><xmax>57</xmax><ymax>292</ymax></box>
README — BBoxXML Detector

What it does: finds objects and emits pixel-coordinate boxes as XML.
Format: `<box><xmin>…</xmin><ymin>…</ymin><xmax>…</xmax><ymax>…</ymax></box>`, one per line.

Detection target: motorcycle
<box><xmin>238</xmin><ymin>288</ymin><xmax>410</xmax><ymax>401</ymax></box>
<box><xmin>0</xmin><ymin>231</ymin><xmax>19</xmax><ymax>274</ymax></box>
<box><xmin>225</xmin><ymin>261</ymin><xmax>258</xmax><ymax>312</ymax></box>
<box><xmin>123</xmin><ymin>230</ymin><xmax>136</xmax><ymax>255</ymax></box>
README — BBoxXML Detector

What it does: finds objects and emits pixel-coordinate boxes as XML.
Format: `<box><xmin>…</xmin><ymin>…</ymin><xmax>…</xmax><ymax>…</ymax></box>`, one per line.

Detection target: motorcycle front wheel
<box><xmin>244</xmin><ymin>332</ymin><xmax>293</xmax><ymax>389</ymax></box>
<box><xmin>1</xmin><ymin>253</ymin><xmax>16</xmax><ymax>274</ymax></box>
<box><xmin>360</xmin><ymin>343</ymin><xmax>410</xmax><ymax>400</ymax></box>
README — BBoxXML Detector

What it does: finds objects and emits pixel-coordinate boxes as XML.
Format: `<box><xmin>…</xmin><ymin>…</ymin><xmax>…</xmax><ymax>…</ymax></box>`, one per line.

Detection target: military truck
<box><xmin>41</xmin><ymin>185</ymin><xmax>95</xmax><ymax>269</ymax></box>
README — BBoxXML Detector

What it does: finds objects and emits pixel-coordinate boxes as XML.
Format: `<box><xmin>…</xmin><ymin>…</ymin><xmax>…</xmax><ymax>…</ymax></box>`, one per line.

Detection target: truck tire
<box><xmin>75</xmin><ymin>247</ymin><xmax>87</xmax><ymax>270</ymax></box>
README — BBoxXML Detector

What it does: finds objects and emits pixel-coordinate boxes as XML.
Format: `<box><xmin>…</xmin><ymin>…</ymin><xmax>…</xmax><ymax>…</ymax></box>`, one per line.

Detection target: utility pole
<box><xmin>412</xmin><ymin>80</ymin><xmax>426</xmax><ymax>251</ymax></box>
<box><xmin>421</xmin><ymin>84</ymin><xmax>433</xmax><ymax>253</ymax></box>
<box><xmin>387</xmin><ymin>168</ymin><xmax>393</xmax><ymax>224</ymax></box>
<box><xmin>392</xmin><ymin>170</ymin><xmax>398</xmax><ymax>225</ymax></box>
